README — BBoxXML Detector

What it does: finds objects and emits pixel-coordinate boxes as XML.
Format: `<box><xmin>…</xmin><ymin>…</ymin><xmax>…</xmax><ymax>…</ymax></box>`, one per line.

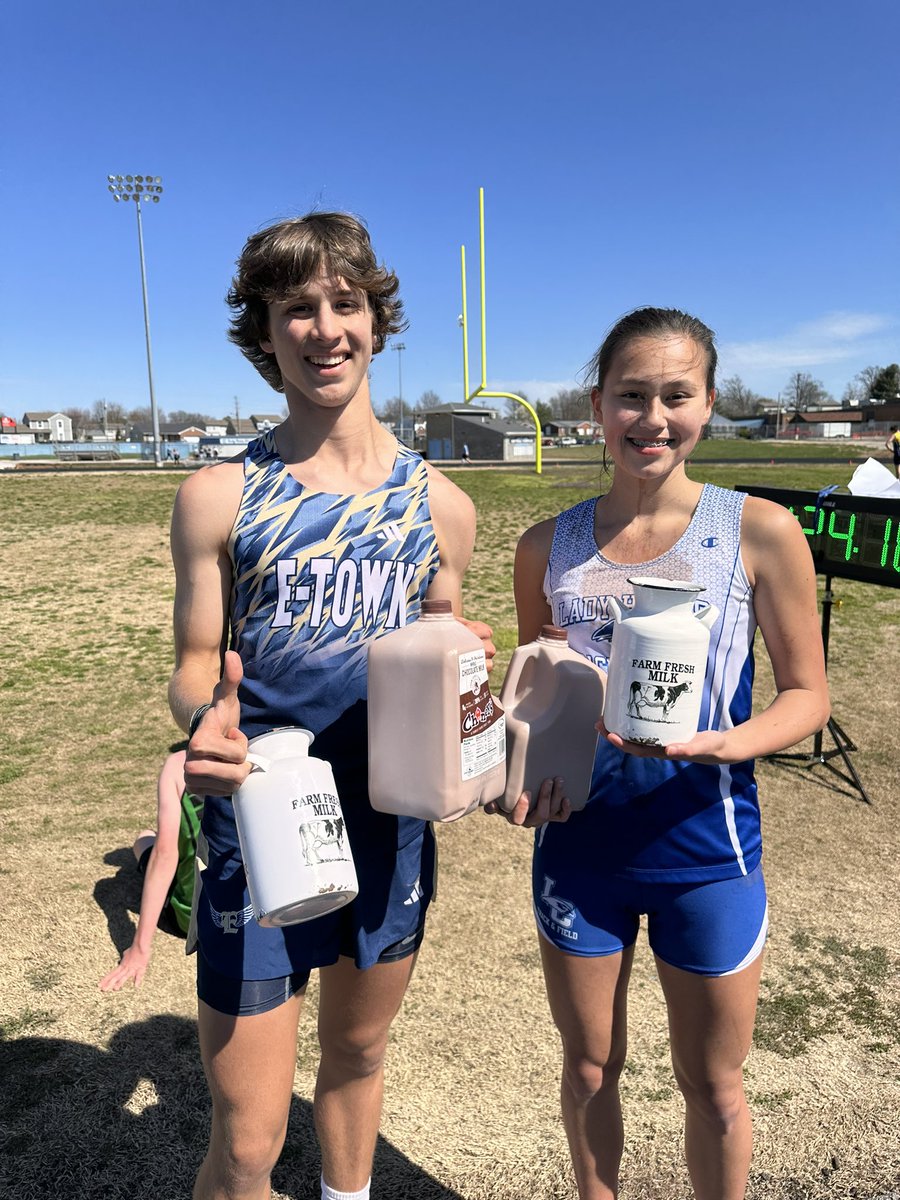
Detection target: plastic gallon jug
<box><xmin>603</xmin><ymin>577</ymin><xmax>719</xmax><ymax>747</ymax></box>
<box><xmin>498</xmin><ymin>625</ymin><xmax>606</xmax><ymax>812</ymax></box>
<box><xmin>367</xmin><ymin>598</ymin><xmax>507</xmax><ymax>821</ymax></box>
<box><xmin>233</xmin><ymin>727</ymin><xmax>359</xmax><ymax>927</ymax></box>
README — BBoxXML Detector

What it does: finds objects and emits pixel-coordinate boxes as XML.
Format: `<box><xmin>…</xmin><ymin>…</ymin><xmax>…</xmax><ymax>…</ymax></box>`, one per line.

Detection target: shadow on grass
<box><xmin>93</xmin><ymin>847</ymin><xmax>184</xmax><ymax>954</ymax></box>
<box><xmin>0</xmin><ymin>1014</ymin><xmax>467</xmax><ymax>1199</ymax></box>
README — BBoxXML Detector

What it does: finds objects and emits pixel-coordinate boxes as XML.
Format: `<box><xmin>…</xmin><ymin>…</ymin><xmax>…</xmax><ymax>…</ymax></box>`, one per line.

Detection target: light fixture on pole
<box><xmin>106</xmin><ymin>174</ymin><xmax>164</xmax><ymax>467</ymax></box>
<box><xmin>392</xmin><ymin>341</ymin><xmax>406</xmax><ymax>443</ymax></box>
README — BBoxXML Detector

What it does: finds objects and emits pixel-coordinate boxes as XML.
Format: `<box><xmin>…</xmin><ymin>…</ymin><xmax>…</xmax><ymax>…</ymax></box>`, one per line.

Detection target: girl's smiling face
<box><xmin>592</xmin><ymin>334</ymin><xmax>714</xmax><ymax>477</ymax></box>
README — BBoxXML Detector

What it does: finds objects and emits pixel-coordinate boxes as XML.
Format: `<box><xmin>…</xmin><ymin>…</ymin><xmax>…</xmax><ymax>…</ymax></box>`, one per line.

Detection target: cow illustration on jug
<box><xmin>626</xmin><ymin>679</ymin><xmax>692</xmax><ymax>722</ymax></box>
<box><xmin>299</xmin><ymin>816</ymin><xmax>347</xmax><ymax>866</ymax></box>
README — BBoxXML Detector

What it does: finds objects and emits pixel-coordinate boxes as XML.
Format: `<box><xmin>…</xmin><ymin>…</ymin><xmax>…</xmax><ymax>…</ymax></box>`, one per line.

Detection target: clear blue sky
<box><xmin>3</xmin><ymin>0</ymin><xmax>898</xmax><ymax>421</ymax></box>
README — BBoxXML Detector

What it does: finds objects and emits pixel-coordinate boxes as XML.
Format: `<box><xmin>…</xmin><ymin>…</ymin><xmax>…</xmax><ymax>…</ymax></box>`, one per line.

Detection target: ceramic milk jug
<box><xmin>499</xmin><ymin>625</ymin><xmax>606</xmax><ymax>812</ymax></box>
<box><xmin>602</xmin><ymin>577</ymin><xmax>719</xmax><ymax>747</ymax></box>
<box><xmin>233</xmin><ymin>727</ymin><xmax>359</xmax><ymax>927</ymax></box>
<box><xmin>367</xmin><ymin>598</ymin><xmax>507</xmax><ymax>821</ymax></box>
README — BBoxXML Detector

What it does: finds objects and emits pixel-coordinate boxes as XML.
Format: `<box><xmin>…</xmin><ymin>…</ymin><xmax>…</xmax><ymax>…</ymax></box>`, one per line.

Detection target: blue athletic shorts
<box><xmin>198</xmin><ymin>707</ymin><xmax>437</xmax><ymax>984</ymax></box>
<box><xmin>532</xmin><ymin>846</ymin><xmax>768</xmax><ymax>977</ymax></box>
<box><xmin>197</xmin><ymin>913</ymin><xmax>427</xmax><ymax>1016</ymax></box>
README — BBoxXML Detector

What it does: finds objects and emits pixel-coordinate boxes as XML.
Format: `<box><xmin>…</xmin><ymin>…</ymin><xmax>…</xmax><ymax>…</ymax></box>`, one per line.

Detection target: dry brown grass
<box><xmin>1</xmin><ymin>467</ymin><xmax>899</xmax><ymax>1200</ymax></box>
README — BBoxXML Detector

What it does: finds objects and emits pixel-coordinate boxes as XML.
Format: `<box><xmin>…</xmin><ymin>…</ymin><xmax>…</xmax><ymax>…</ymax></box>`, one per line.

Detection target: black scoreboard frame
<box><xmin>736</xmin><ymin>485</ymin><xmax>900</xmax><ymax>589</ymax></box>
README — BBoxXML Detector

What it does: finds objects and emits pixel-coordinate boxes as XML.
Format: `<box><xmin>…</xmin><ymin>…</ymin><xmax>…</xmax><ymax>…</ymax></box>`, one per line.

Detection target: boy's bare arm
<box><xmin>168</xmin><ymin>463</ymin><xmax>242</xmax><ymax>731</ymax></box>
<box><xmin>169</xmin><ymin>462</ymin><xmax>258</xmax><ymax>796</ymax></box>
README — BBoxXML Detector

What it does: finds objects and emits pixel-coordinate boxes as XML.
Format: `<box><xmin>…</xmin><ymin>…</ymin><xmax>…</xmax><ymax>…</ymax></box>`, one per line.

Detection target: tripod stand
<box><xmin>765</xmin><ymin>574</ymin><xmax>872</xmax><ymax>804</ymax></box>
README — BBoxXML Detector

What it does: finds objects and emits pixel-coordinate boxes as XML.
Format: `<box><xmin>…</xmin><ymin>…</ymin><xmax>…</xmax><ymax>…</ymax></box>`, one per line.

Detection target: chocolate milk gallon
<box><xmin>367</xmin><ymin>599</ymin><xmax>507</xmax><ymax>821</ymax></box>
<box><xmin>498</xmin><ymin>625</ymin><xmax>606</xmax><ymax>812</ymax></box>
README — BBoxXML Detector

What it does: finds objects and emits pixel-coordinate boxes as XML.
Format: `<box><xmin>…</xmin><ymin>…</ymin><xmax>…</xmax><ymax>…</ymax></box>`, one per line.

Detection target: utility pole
<box><xmin>392</xmin><ymin>342</ymin><xmax>406</xmax><ymax>442</ymax></box>
<box><xmin>106</xmin><ymin>174</ymin><xmax>165</xmax><ymax>466</ymax></box>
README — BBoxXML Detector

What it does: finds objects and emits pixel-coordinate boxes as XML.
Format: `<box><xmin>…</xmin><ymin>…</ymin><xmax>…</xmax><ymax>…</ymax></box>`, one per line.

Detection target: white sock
<box><xmin>321</xmin><ymin>1176</ymin><xmax>371</xmax><ymax>1200</ymax></box>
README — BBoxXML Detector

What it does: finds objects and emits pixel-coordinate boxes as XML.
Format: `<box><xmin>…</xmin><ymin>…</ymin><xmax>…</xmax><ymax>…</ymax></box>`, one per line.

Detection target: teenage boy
<box><xmin>169</xmin><ymin>211</ymin><xmax>493</xmax><ymax>1200</ymax></box>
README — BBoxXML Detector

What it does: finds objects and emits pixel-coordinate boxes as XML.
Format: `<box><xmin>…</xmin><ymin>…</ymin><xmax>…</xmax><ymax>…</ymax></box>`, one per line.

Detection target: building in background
<box><xmin>423</xmin><ymin>403</ymin><xmax>536</xmax><ymax>462</ymax></box>
<box><xmin>22</xmin><ymin>412</ymin><xmax>73</xmax><ymax>442</ymax></box>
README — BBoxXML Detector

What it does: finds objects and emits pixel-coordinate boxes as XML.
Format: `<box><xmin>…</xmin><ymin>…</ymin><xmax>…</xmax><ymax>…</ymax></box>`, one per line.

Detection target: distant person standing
<box><xmin>461</xmin><ymin>442</ymin><xmax>471</xmax><ymax>464</ymax></box>
<box><xmin>885</xmin><ymin>426</ymin><xmax>900</xmax><ymax>478</ymax></box>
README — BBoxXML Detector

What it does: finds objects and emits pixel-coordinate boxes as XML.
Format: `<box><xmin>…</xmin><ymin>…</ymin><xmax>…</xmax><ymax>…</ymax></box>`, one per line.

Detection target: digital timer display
<box><xmin>736</xmin><ymin>486</ymin><xmax>900</xmax><ymax>589</ymax></box>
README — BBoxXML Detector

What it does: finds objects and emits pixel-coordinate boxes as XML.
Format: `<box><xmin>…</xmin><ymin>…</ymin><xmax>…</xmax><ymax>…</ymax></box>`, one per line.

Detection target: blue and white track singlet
<box><xmin>541</xmin><ymin>484</ymin><xmax>760</xmax><ymax>883</ymax></box>
<box><xmin>229</xmin><ymin>431</ymin><xmax>441</xmax><ymax>738</ymax></box>
<box><xmin>198</xmin><ymin>432</ymin><xmax>441</xmax><ymax>979</ymax></box>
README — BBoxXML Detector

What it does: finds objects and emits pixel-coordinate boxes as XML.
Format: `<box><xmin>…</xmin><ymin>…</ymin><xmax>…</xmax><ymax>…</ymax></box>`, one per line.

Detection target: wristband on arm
<box><xmin>188</xmin><ymin>703</ymin><xmax>212</xmax><ymax>739</ymax></box>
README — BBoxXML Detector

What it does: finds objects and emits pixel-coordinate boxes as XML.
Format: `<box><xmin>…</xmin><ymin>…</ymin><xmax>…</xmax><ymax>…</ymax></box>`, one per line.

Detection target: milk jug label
<box><xmin>457</xmin><ymin>649</ymin><xmax>506</xmax><ymax>781</ymax></box>
<box><xmin>625</xmin><ymin>658</ymin><xmax>696</xmax><ymax>729</ymax></box>
<box><xmin>292</xmin><ymin>793</ymin><xmax>352</xmax><ymax>866</ymax></box>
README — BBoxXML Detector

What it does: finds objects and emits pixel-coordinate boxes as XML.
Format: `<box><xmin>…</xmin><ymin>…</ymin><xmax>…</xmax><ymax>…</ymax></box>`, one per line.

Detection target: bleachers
<box><xmin>54</xmin><ymin>442</ymin><xmax>121</xmax><ymax>462</ymax></box>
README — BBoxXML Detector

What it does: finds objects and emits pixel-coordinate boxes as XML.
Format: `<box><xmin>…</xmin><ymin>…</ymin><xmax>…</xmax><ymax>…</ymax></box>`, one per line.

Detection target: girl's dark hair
<box><xmin>584</xmin><ymin>307</ymin><xmax>718</xmax><ymax>394</ymax></box>
<box><xmin>226</xmin><ymin>212</ymin><xmax>407</xmax><ymax>392</ymax></box>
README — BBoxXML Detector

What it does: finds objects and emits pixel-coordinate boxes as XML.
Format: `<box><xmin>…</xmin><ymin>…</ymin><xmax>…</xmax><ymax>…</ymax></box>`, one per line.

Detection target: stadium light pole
<box><xmin>106</xmin><ymin>174</ymin><xmax>164</xmax><ymax>467</ymax></box>
<box><xmin>392</xmin><ymin>341</ymin><xmax>406</xmax><ymax>443</ymax></box>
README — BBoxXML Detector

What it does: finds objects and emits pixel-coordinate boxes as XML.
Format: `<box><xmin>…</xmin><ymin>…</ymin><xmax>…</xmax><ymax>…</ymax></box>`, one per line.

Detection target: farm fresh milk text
<box><xmin>603</xmin><ymin>577</ymin><xmax>719</xmax><ymax>746</ymax></box>
<box><xmin>233</xmin><ymin>727</ymin><xmax>358</xmax><ymax>927</ymax></box>
<box><xmin>367</xmin><ymin>598</ymin><xmax>506</xmax><ymax>821</ymax></box>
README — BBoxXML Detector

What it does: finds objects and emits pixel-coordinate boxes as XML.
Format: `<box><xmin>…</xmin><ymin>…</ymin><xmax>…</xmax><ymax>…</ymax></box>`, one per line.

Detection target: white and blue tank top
<box><xmin>543</xmin><ymin>484</ymin><xmax>760</xmax><ymax>882</ymax></box>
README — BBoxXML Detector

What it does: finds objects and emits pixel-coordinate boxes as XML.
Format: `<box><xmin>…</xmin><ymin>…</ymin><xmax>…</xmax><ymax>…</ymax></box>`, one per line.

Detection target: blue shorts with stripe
<box><xmin>196</xmin><ymin>705</ymin><xmax>436</xmax><ymax>989</ymax></box>
<box><xmin>533</xmin><ymin>833</ymin><xmax>767</xmax><ymax>977</ymax></box>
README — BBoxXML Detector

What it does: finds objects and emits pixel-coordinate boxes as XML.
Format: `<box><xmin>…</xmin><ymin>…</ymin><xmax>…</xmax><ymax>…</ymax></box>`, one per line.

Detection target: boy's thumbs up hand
<box><xmin>184</xmin><ymin>650</ymin><xmax>251</xmax><ymax>796</ymax></box>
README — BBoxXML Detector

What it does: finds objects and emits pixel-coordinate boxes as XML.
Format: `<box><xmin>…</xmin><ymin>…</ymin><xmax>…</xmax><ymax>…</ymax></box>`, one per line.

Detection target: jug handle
<box><xmin>697</xmin><ymin>604</ymin><xmax>719</xmax><ymax>630</ymax></box>
<box><xmin>608</xmin><ymin>597</ymin><xmax>622</xmax><ymax>622</ymax></box>
<box><xmin>498</xmin><ymin>642</ymin><xmax>540</xmax><ymax>705</ymax></box>
<box><xmin>245</xmin><ymin>752</ymin><xmax>270</xmax><ymax>773</ymax></box>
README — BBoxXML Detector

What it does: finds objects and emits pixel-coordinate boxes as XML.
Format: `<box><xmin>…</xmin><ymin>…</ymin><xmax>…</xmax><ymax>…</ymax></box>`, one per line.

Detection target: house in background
<box><xmin>543</xmin><ymin>418</ymin><xmax>601</xmax><ymax>443</ymax></box>
<box><xmin>782</xmin><ymin>410</ymin><xmax>864</xmax><ymax>439</ymax></box>
<box><xmin>22</xmin><ymin>411</ymin><xmax>73</xmax><ymax>443</ymax></box>
<box><xmin>706</xmin><ymin>413</ymin><xmax>766</xmax><ymax>439</ymax></box>
<box><xmin>128</xmin><ymin>421</ymin><xmax>208</xmax><ymax>446</ymax></box>
<box><xmin>82</xmin><ymin>422</ymin><xmax>129</xmax><ymax>442</ymax></box>
<box><xmin>423</xmin><ymin>403</ymin><xmax>536</xmax><ymax>462</ymax></box>
<box><xmin>225</xmin><ymin>414</ymin><xmax>283</xmax><ymax>437</ymax></box>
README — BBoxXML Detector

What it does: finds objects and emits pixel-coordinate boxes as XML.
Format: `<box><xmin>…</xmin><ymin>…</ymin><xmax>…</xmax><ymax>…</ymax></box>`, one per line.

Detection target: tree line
<box><xmin>374</xmin><ymin>388</ymin><xmax>592</xmax><ymax>429</ymax></box>
<box><xmin>62</xmin><ymin>364</ymin><xmax>900</xmax><ymax>438</ymax></box>
<box><xmin>380</xmin><ymin>369</ymin><xmax>900</xmax><ymax>429</ymax></box>
<box><xmin>716</xmin><ymin>364</ymin><xmax>900</xmax><ymax>419</ymax></box>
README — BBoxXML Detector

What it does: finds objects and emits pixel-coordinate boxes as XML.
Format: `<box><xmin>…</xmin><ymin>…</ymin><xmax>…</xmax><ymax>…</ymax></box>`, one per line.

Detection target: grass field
<box><xmin>1</xmin><ymin>456</ymin><xmax>899</xmax><ymax>1200</ymax></box>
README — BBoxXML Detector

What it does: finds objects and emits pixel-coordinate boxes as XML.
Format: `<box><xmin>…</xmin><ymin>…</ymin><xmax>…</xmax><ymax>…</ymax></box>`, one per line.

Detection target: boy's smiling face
<box><xmin>261</xmin><ymin>273</ymin><xmax>375</xmax><ymax>409</ymax></box>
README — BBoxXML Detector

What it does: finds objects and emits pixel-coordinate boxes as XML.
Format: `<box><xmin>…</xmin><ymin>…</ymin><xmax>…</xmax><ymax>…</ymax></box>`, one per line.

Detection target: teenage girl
<box><xmin>495</xmin><ymin>308</ymin><xmax>830</xmax><ymax>1200</ymax></box>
